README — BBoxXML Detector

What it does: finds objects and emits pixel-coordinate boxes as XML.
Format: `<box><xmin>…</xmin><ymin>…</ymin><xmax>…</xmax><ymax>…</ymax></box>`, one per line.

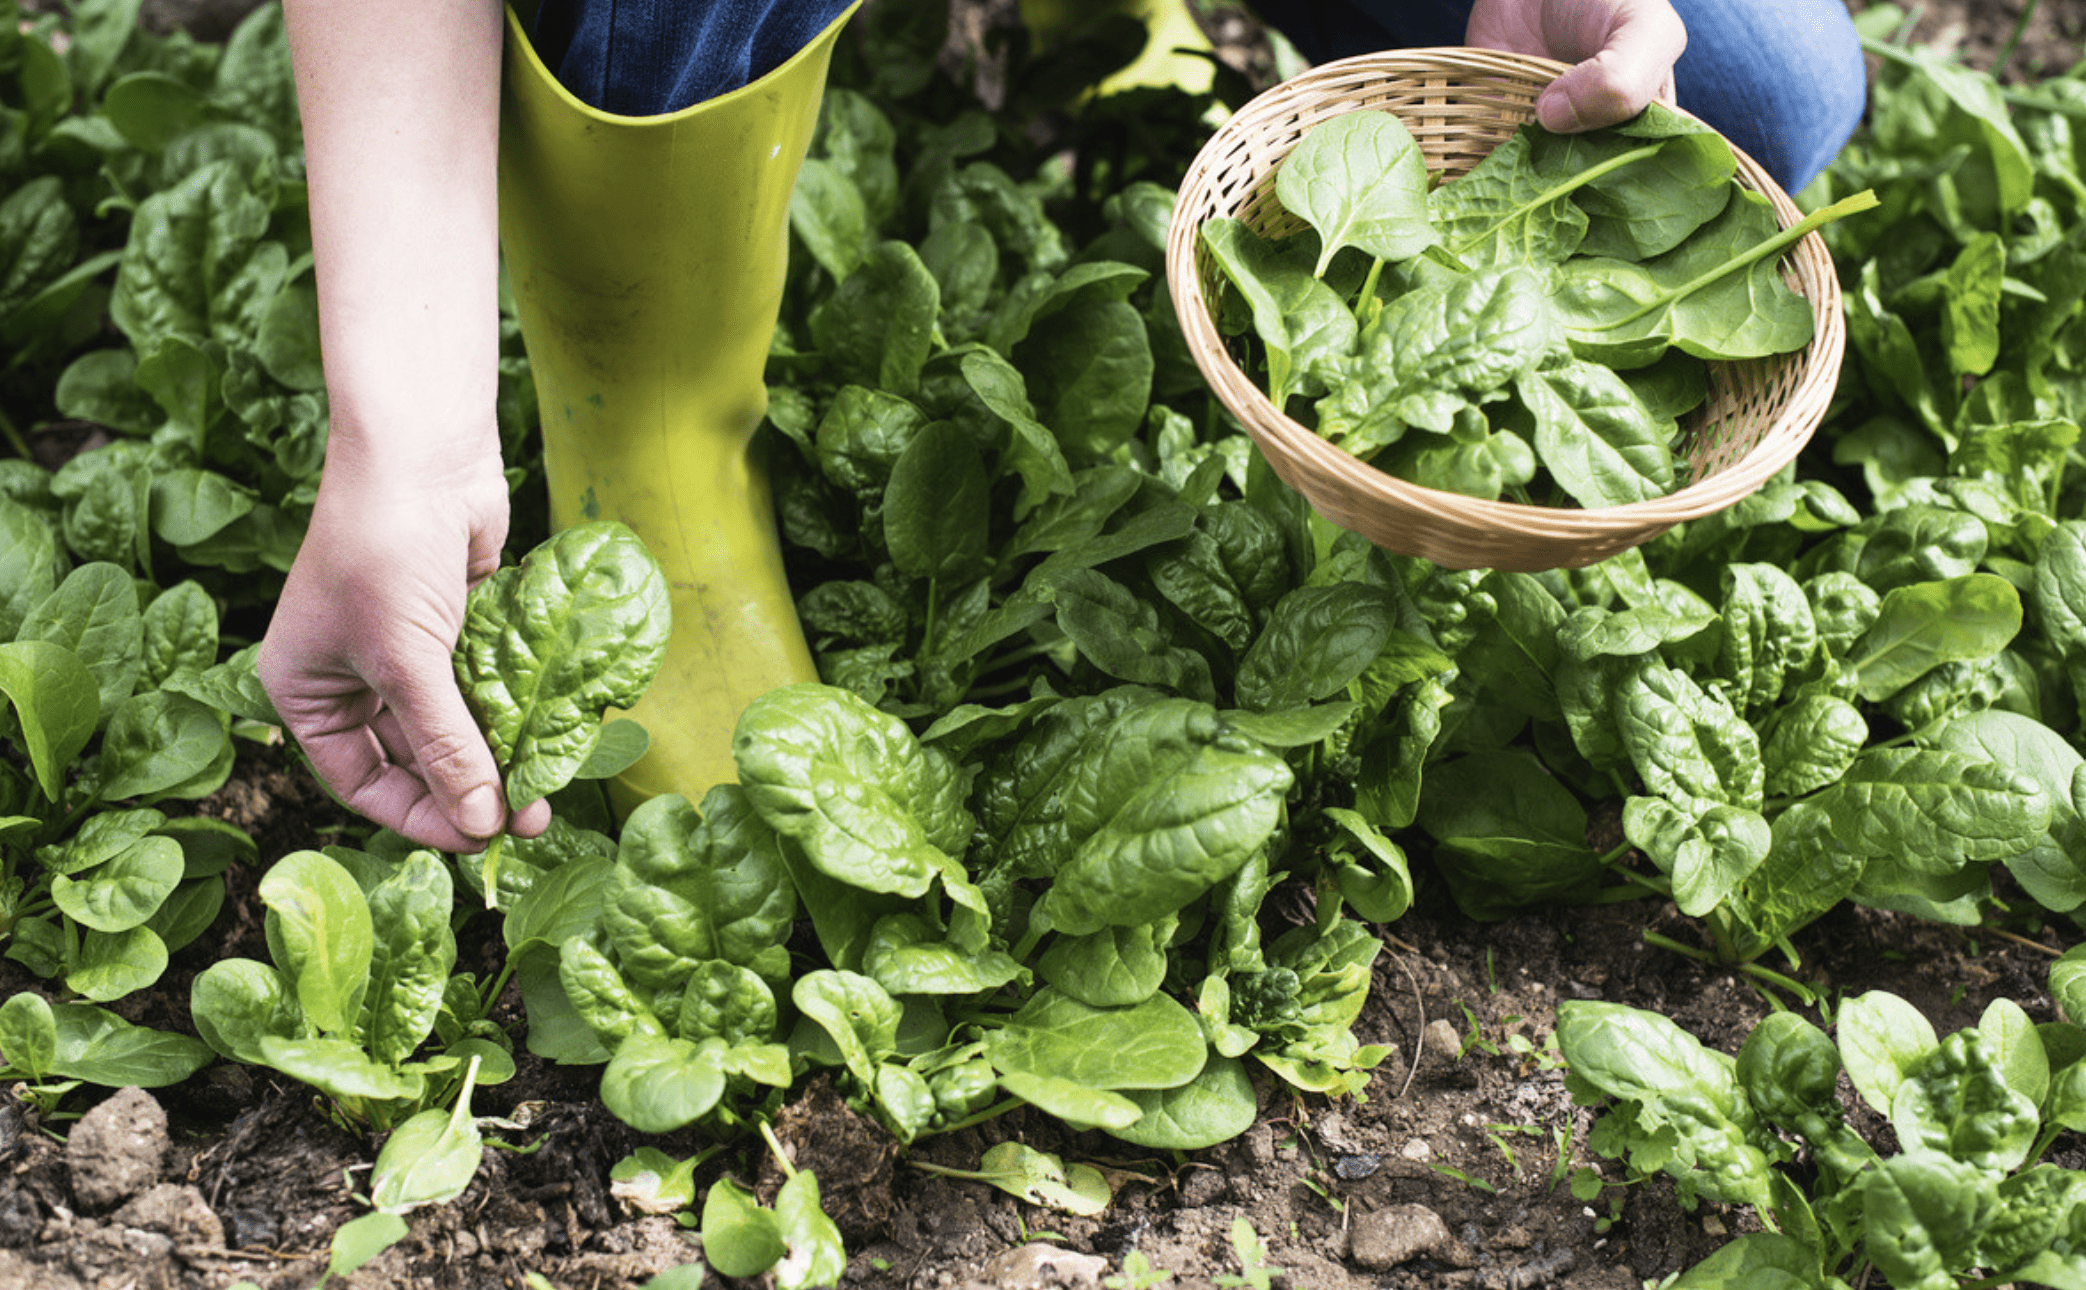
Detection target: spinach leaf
<box><xmin>1274</xmin><ymin>109</ymin><xmax>1436</xmax><ymax>275</ymax></box>
<box><xmin>1417</xmin><ymin>749</ymin><xmax>1600</xmax><ymax>919</ymax></box>
<box><xmin>111</xmin><ymin>160</ymin><xmax>285</xmax><ymax>349</ymax></box>
<box><xmin>1327</xmin><ymin>265</ymin><xmax>1561</xmax><ymax>452</ymax></box>
<box><xmin>884</xmin><ymin>419</ymin><xmax>990</xmax><ymax>583</ymax></box>
<box><xmin>1616</xmin><ymin>662</ymin><xmax>1763</xmax><ymax>813</ymax></box>
<box><xmin>1199</xmin><ymin>218</ymin><xmax>1356</xmax><ymax>406</ymax></box>
<box><xmin>605</xmin><ymin>787</ymin><xmax>796</xmax><ymax>1001</ymax></box>
<box><xmin>0</xmin><ymin>640</ymin><xmax>97</xmax><ymax>801</ymax></box>
<box><xmin>1035</xmin><ymin>698</ymin><xmax>1292</xmax><ymax>935</ymax></box>
<box><xmin>736</xmin><ymin>683</ymin><xmax>971</xmax><ymax>899</ymax></box>
<box><xmin>1818</xmin><ymin>748</ymin><xmax>2050</xmax><ymax>869</ymax></box>
<box><xmin>19</xmin><ymin>561</ymin><xmax>142</xmax><ymax>726</ymax></box>
<box><xmin>454</xmin><ymin>521</ymin><xmax>670</xmax><ymax>813</ymax></box>
<box><xmin>1515</xmin><ymin>359</ymin><xmax>1675</xmax><ymax>506</ymax></box>
<box><xmin>809</xmin><ymin>239</ymin><xmax>940</xmax><ymax>396</ymax></box>
<box><xmin>1849</xmin><ymin>573</ymin><xmax>2021</xmax><ymax>702</ymax></box>
<box><xmin>1044</xmin><ymin>568</ymin><xmax>1215</xmax><ymax>703</ymax></box>
<box><xmin>1428</xmin><ymin>127</ymin><xmax>1589</xmax><ymax>270</ymax></box>
<box><xmin>258</xmin><ymin>850</ymin><xmax>373</xmax><ymax>1036</ymax></box>
<box><xmin>1556</xmin><ymin>1000</ymin><xmax>1779</xmax><ymax>1211</ymax></box>
<box><xmin>1529</xmin><ymin>105</ymin><xmax>1735</xmax><ymax>260</ymax></box>
<box><xmin>1555</xmin><ymin>190</ymin><xmax>1877</xmax><ymax>366</ymax></box>
<box><xmin>1017</xmin><ymin>296</ymin><xmax>1153</xmax><ymax>457</ymax></box>
<box><xmin>983</xmin><ymin>987</ymin><xmax>1206</xmax><ymax>1091</ymax></box>
<box><xmin>1234</xmin><ymin>582</ymin><xmax>1399</xmax><ymax>712</ymax></box>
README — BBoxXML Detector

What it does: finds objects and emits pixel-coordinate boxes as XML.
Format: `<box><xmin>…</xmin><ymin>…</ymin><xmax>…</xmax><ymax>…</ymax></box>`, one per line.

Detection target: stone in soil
<box><xmin>65</xmin><ymin>1088</ymin><xmax>167</xmax><ymax>1212</ymax></box>
<box><xmin>971</xmin><ymin>1242</ymin><xmax>1108</xmax><ymax>1289</ymax></box>
<box><xmin>1348</xmin><ymin>1203</ymin><xmax>1452</xmax><ymax>1270</ymax></box>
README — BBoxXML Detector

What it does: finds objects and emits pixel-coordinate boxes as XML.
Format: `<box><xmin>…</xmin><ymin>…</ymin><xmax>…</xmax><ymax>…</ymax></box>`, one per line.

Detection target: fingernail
<box><xmin>1537</xmin><ymin>88</ymin><xmax>1581</xmax><ymax>132</ymax></box>
<box><xmin>460</xmin><ymin>785</ymin><xmax>503</xmax><ymax>838</ymax></box>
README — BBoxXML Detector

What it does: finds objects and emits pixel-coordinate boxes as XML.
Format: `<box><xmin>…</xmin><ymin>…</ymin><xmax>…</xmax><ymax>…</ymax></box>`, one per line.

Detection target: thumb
<box><xmin>1536</xmin><ymin>5</ymin><xmax>1686</xmax><ymax>132</ymax></box>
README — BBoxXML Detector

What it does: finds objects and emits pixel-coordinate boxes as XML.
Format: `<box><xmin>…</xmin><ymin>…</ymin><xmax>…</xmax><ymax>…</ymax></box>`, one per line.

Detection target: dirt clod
<box><xmin>111</xmin><ymin>1183</ymin><xmax>225</xmax><ymax>1248</ymax></box>
<box><xmin>1349</xmin><ymin>1202</ymin><xmax>1452</xmax><ymax>1269</ymax></box>
<box><xmin>66</xmin><ymin>1088</ymin><xmax>167</xmax><ymax>1212</ymax></box>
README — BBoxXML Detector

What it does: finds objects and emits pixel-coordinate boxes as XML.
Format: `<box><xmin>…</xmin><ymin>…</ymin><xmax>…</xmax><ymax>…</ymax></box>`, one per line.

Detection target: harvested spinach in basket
<box><xmin>1203</xmin><ymin>106</ymin><xmax>1877</xmax><ymax>505</ymax></box>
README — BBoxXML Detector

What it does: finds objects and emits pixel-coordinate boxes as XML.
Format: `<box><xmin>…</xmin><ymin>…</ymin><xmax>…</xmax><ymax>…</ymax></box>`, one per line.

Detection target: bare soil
<box><xmin>9</xmin><ymin>2</ymin><xmax>2084</xmax><ymax>1289</ymax></box>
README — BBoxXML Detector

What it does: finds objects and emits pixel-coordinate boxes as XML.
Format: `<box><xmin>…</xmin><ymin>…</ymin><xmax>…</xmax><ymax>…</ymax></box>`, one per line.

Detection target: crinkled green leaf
<box><xmin>455</xmin><ymin>522</ymin><xmax>670</xmax><ymax>809</ymax></box>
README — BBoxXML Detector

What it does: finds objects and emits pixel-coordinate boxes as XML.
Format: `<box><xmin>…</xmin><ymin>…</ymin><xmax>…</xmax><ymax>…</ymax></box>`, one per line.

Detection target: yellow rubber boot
<box><xmin>497</xmin><ymin>5</ymin><xmax>855</xmax><ymax>812</ymax></box>
<box><xmin>1018</xmin><ymin>0</ymin><xmax>1215</xmax><ymax>95</ymax></box>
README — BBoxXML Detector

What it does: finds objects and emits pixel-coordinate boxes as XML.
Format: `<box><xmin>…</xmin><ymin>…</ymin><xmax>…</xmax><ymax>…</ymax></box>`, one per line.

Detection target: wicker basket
<box><xmin>1165</xmin><ymin>48</ymin><xmax>1846</xmax><ymax>572</ymax></box>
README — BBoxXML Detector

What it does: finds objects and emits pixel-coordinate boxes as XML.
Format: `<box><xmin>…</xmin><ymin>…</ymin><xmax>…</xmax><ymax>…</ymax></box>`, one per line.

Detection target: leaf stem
<box><xmin>1585</xmin><ymin>189</ymin><xmax>1881</xmax><ymax>333</ymax></box>
<box><xmin>927</xmin><ymin>1096</ymin><xmax>1023</xmax><ymax>1136</ymax></box>
<box><xmin>1009</xmin><ymin>917</ymin><xmax>1048</xmax><ymax>963</ymax></box>
<box><xmin>760</xmin><ymin>1119</ymin><xmax>797</xmax><ymax>1179</ymax></box>
<box><xmin>479</xmin><ymin>833</ymin><xmax>507</xmax><ymax>911</ymax></box>
<box><xmin>1705</xmin><ymin>910</ymin><xmax>1741</xmax><ymax>964</ymax></box>
<box><xmin>1355</xmin><ymin>256</ymin><xmax>1387</xmax><ymax>325</ymax></box>
<box><xmin>1977</xmin><ymin>925</ymin><xmax>2063</xmax><ymax>958</ymax></box>
<box><xmin>0</xmin><ymin>404</ymin><xmax>28</xmax><ymax>461</ymax></box>
<box><xmin>1448</xmin><ymin>142</ymin><xmax>1667</xmax><ymax>259</ymax></box>
<box><xmin>982</xmin><ymin>641</ymin><xmax>1056</xmax><ymax>675</ymax></box>
<box><xmin>480</xmin><ymin>958</ymin><xmax>518</xmax><ymax>1014</ymax></box>
<box><xmin>1738</xmin><ymin>961</ymin><xmax>1817</xmax><ymax>1007</ymax></box>
<box><xmin>1642</xmin><ymin>928</ymin><xmax>1711</xmax><ymax>962</ymax></box>
<box><xmin>1860</xmin><ymin>35</ymin><xmax>2085</xmax><ymax>118</ymax></box>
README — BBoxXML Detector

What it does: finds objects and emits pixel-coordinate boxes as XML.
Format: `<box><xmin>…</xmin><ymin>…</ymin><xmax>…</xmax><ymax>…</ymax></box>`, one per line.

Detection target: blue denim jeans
<box><xmin>532</xmin><ymin>0</ymin><xmax>1865</xmax><ymax>192</ymax></box>
<box><xmin>1245</xmin><ymin>0</ymin><xmax>1867</xmax><ymax>192</ymax></box>
<box><xmin>528</xmin><ymin>0</ymin><xmax>855</xmax><ymax>116</ymax></box>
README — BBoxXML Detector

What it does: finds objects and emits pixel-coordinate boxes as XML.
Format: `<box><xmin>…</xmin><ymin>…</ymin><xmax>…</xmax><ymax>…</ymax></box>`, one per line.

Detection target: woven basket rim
<box><xmin>1164</xmin><ymin>46</ymin><xmax>1846</xmax><ymax>548</ymax></box>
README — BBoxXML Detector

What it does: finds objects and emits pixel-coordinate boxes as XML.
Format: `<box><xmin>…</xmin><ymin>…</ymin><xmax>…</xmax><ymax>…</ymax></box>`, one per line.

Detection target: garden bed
<box><xmin>4</xmin><ymin>1</ymin><xmax>2086</xmax><ymax>1289</ymax></box>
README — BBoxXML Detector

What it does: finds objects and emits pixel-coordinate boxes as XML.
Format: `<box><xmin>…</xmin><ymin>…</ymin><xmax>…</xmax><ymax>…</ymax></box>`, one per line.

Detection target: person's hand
<box><xmin>259</xmin><ymin>443</ymin><xmax>552</xmax><ymax>852</ymax></box>
<box><xmin>1467</xmin><ymin>0</ymin><xmax>1687</xmax><ymax>133</ymax></box>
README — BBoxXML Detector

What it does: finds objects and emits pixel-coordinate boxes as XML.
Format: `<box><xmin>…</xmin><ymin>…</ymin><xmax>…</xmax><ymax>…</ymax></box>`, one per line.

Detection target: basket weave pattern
<box><xmin>1165</xmin><ymin>49</ymin><xmax>1846</xmax><ymax>572</ymax></box>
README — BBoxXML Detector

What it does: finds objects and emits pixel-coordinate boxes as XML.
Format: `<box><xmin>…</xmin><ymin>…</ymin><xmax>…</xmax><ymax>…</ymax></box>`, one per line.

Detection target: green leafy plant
<box><xmin>912</xmin><ymin>1141</ymin><xmax>1116</xmax><ymax>1216</ymax></box>
<box><xmin>188</xmin><ymin>848</ymin><xmax>512</xmax><ymax>1130</ymax></box>
<box><xmin>1213</xmin><ymin>1216</ymin><xmax>1286</xmax><ymax>1290</ymax></box>
<box><xmin>696</xmin><ymin>1125</ymin><xmax>846</xmax><ymax>1290</ymax></box>
<box><xmin>1104</xmin><ymin>1250</ymin><xmax>1175</xmax><ymax>1290</ymax></box>
<box><xmin>1559</xmin><ymin>953</ymin><xmax>2086</xmax><ymax>1287</ymax></box>
<box><xmin>453</xmin><ymin>520</ymin><xmax>670</xmax><ymax>898</ymax></box>
<box><xmin>0</xmin><ymin>989</ymin><xmax>210</xmax><ymax>1120</ymax></box>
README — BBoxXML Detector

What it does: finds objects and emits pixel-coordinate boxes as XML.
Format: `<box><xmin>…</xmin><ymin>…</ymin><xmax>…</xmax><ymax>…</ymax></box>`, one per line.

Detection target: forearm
<box><xmin>283</xmin><ymin>0</ymin><xmax>505</xmax><ymax>486</ymax></box>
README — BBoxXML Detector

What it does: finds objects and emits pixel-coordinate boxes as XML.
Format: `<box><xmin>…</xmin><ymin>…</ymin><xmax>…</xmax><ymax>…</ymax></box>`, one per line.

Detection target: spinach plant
<box><xmin>189</xmin><ymin>848</ymin><xmax>512</xmax><ymax>1130</ymax></box>
<box><xmin>1560</xmin><ymin>956</ymin><xmax>2086</xmax><ymax>1288</ymax></box>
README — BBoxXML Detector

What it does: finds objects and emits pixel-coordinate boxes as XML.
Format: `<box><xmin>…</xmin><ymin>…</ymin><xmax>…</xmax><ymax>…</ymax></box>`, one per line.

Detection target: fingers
<box><xmin>264</xmin><ymin>624</ymin><xmax>516</xmax><ymax>851</ymax></box>
<box><xmin>511</xmin><ymin>797</ymin><xmax>553</xmax><ymax>839</ymax></box>
<box><xmin>289</xmin><ymin>710</ymin><xmax>489</xmax><ymax>854</ymax></box>
<box><xmin>372</xmin><ymin>635</ymin><xmax>512</xmax><ymax>842</ymax></box>
<box><xmin>1535</xmin><ymin>1</ymin><xmax>1688</xmax><ymax>132</ymax></box>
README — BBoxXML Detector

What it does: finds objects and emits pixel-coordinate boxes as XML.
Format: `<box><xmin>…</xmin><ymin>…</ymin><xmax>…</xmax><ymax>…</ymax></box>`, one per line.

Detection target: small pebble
<box><xmin>1422</xmin><ymin>1018</ymin><xmax>1463</xmax><ymax>1061</ymax></box>
<box><xmin>1333</xmin><ymin>1154</ymin><xmax>1381</xmax><ymax>1180</ymax></box>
